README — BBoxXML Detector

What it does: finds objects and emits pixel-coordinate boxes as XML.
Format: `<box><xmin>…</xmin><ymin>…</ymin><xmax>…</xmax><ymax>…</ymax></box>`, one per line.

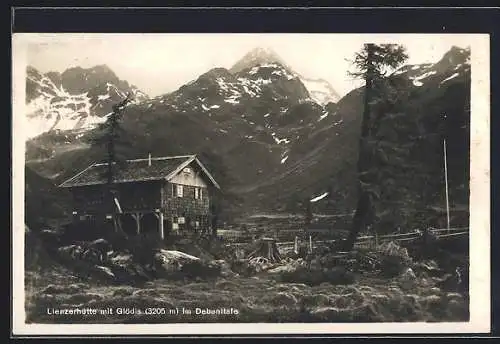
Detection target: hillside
<box><xmin>25</xmin><ymin>46</ymin><xmax>471</xmax><ymax>230</ymax></box>
<box><xmin>25</xmin><ymin>166</ymin><xmax>71</xmax><ymax>230</ymax></box>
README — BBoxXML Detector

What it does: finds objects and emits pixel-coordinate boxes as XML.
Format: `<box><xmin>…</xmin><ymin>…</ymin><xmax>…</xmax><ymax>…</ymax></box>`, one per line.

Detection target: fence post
<box><xmin>309</xmin><ymin>235</ymin><xmax>313</xmax><ymax>254</ymax></box>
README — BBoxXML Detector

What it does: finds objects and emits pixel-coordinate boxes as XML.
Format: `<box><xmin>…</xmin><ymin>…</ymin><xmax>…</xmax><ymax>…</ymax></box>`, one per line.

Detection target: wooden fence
<box><xmin>223</xmin><ymin>226</ymin><xmax>469</xmax><ymax>253</ymax></box>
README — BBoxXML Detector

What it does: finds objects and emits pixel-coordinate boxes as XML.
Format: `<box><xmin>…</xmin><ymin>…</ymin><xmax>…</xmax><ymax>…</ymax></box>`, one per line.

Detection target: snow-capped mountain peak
<box><xmin>25</xmin><ymin>65</ymin><xmax>149</xmax><ymax>140</ymax></box>
<box><xmin>392</xmin><ymin>45</ymin><xmax>470</xmax><ymax>88</ymax></box>
<box><xmin>229</xmin><ymin>46</ymin><xmax>291</xmax><ymax>74</ymax></box>
<box><xmin>230</xmin><ymin>47</ymin><xmax>341</xmax><ymax>106</ymax></box>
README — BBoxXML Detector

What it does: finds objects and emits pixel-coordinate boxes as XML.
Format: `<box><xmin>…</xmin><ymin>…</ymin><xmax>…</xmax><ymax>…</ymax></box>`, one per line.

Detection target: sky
<box><xmin>18</xmin><ymin>33</ymin><xmax>475</xmax><ymax>98</ymax></box>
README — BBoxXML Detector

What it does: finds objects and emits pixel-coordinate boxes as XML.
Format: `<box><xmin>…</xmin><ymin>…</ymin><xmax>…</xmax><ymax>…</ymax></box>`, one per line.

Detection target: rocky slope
<box><xmin>25</xmin><ymin>46</ymin><xmax>470</xmax><ymax>228</ymax></box>
<box><xmin>25</xmin><ymin>64</ymin><xmax>149</xmax><ymax>139</ymax></box>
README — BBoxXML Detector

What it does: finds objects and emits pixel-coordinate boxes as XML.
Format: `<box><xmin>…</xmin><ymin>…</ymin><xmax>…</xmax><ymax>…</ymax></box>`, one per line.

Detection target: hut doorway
<box><xmin>142</xmin><ymin>213</ymin><xmax>159</xmax><ymax>238</ymax></box>
<box><xmin>121</xmin><ymin>214</ymin><xmax>138</xmax><ymax>237</ymax></box>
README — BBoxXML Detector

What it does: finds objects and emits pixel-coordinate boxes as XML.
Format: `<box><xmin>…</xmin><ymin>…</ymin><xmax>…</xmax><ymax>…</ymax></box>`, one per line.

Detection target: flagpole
<box><xmin>443</xmin><ymin>139</ymin><xmax>451</xmax><ymax>233</ymax></box>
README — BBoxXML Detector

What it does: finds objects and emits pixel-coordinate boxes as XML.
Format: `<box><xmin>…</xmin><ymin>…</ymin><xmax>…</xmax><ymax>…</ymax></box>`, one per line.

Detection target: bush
<box><xmin>377</xmin><ymin>241</ymin><xmax>413</xmax><ymax>278</ymax></box>
<box><xmin>379</xmin><ymin>254</ymin><xmax>408</xmax><ymax>278</ymax></box>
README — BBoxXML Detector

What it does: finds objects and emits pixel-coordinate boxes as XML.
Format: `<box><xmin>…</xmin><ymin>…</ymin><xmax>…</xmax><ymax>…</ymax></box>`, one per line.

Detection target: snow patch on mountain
<box><xmin>440</xmin><ymin>73</ymin><xmax>460</xmax><ymax>85</ymax></box>
<box><xmin>311</xmin><ymin>192</ymin><xmax>329</xmax><ymax>203</ymax></box>
<box><xmin>299</xmin><ymin>77</ymin><xmax>341</xmax><ymax>105</ymax></box>
<box><xmin>410</xmin><ymin>70</ymin><xmax>438</xmax><ymax>87</ymax></box>
<box><xmin>271</xmin><ymin>132</ymin><xmax>290</xmax><ymax>145</ymax></box>
<box><xmin>318</xmin><ymin>111</ymin><xmax>329</xmax><ymax>122</ymax></box>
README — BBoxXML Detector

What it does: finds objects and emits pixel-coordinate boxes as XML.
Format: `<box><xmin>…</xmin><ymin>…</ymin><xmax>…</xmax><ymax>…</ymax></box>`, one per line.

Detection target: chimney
<box><xmin>148</xmin><ymin>153</ymin><xmax>152</xmax><ymax>166</ymax></box>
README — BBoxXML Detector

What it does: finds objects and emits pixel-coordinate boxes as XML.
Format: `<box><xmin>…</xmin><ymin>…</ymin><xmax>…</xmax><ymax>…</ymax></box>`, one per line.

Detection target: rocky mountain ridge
<box><xmin>25</xmin><ymin>64</ymin><xmax>149</xmax><ymax>140</ymax></box>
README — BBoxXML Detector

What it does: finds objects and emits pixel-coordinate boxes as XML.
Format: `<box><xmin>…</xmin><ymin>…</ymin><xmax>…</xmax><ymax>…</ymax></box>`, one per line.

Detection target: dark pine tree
<box><xmin>342</xmin><ymin>43</ymin><xmax>408</xmax><ymax>251</ymax></box>
<box><xmin>90</xmin><ymin>93</ymin><xmax>134</xmax><ymax>234</ymax></box>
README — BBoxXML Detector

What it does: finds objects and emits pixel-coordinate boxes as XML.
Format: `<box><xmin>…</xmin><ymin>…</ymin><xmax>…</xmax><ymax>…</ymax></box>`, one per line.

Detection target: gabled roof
<box><xmin>58</xmin><ymin>154</ymin><xmax>220</xmax><ymax>189</ymax></box>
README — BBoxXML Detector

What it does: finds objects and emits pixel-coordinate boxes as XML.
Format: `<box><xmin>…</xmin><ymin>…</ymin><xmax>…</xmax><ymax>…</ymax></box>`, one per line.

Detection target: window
<box><xmin>176</xmin><ymin>184</ymin><xmax>184</xmax><ymax>198</ymax></box>
<box><xmin>195</xmin><ymin>187</ymin><xmax>203</xmax><ymax>200</ymax></box>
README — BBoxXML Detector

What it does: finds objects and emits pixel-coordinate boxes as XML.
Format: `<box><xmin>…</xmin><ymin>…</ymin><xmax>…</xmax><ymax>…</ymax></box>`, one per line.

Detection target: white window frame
<box><xmin>176</xmin><ymin>184</ymin><xmax>184</xmax><ymax>198</ymax></box>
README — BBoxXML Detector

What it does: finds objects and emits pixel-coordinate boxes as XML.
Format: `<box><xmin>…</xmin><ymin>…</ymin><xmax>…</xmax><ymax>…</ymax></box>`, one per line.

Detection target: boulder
<box><xmin>94</xmin><ymin>265</ymin><xmax>116</xmax><ymax>280</ymax></box>
<box><xmin>110</xmin><ymin>253</ymin><xmax>134</xmax><ymax>267</ymax></box>
<box><xmin>401</xmin><ymin>267</ymin><xmax>417</xmax><ymax>280</ymax></box>
<box><xmin>413</xmin><ymin>260</ymin><xmax>444</xmax><ymax>278</ymax></box>
<box><xmin>88</xmin><ymin>238</ymin><xmax>112</xmax><ymax>254</ymax></box>
<box><xmin>399</xmin><ymin>267</ymin><xmax>417</xmax><ymax>290</ymax></box>
<box><xmin>154</xmin><ymin>249</ymin><xmax>200</xmax><ymax>273</ymax></box>
<box><xmin>248</xmin><ymin>256</ymin><xmax>274</xmax><ymax>272</ymax></box>
<box><xmin>379</xmin><ymin>241</ymin><xmax>412</xmax><ymax>262</ymax></box>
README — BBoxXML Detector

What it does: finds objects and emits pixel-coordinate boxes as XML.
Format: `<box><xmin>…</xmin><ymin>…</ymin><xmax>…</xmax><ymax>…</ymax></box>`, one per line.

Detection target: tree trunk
<box><xmin>344</xmin><ymin>190</ymin><xmax>371</xmax><ymax>250</ymax></box>
<box><xmin>343</xmin><ymin>44</ymin><xmax>375</xmax><ymax>251</ymax></box>
<box><xmin>247</xmin><ymin>239</ymin><xmax>282</xmax><ymax>263</ymax></box>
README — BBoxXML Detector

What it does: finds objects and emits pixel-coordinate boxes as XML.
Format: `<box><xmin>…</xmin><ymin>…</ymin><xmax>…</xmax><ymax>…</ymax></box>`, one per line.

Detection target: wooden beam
<box><xmin>153</xmin><ymin>211</ymin><xmax>165</xmax><ymax>240</ymax></box>
<box><xmin>159</xmin><ymin>212</ymin><xmax>164</xmax><ymax>240</ymax></box>
<box><xmin>131</xmin><ymin>213</ymin><xmax>143</xmax><ymax>235</ymax></box>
